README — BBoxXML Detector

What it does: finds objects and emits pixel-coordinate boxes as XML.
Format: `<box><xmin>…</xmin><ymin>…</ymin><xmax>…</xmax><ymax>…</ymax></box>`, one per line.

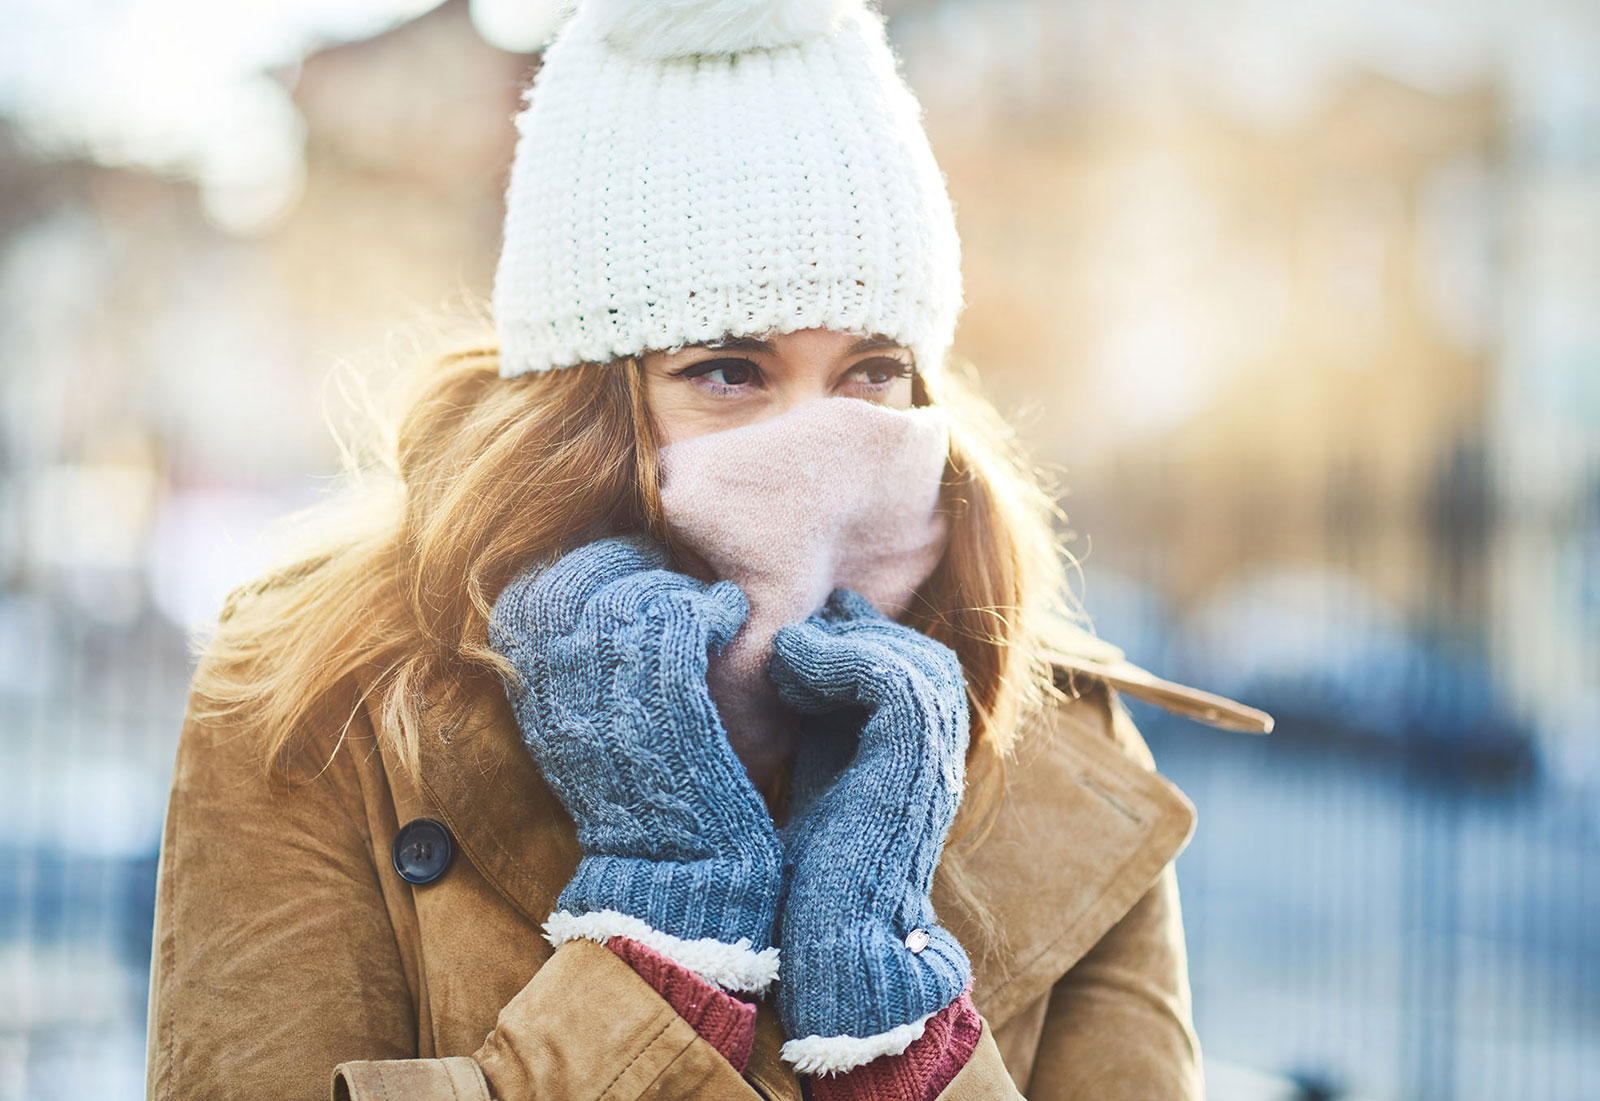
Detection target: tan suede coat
<box><xmin>144</xmin><ymin>634</ymin><xmax>1270</xmax><ymax>1101</ymax></box>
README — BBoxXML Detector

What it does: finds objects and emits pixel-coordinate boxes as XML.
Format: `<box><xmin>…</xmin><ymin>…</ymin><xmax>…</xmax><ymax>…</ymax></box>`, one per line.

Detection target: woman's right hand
<box><xmin>766</xmin><ymin>588</ymin><xmax>974</xmax><ymax>1074</ymax></box>
<box><xmin>488</xmin><ymin>534</ymin><xmax>783</xmax><ymax>994</ymax></box>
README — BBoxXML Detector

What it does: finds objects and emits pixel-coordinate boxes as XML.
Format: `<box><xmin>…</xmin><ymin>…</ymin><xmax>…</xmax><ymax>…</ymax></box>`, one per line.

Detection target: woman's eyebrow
<box><xmin>684</xmin><ymin>335</ymin><xmax>906</xmax><ymax>357</ymax></box>
<box><xmin>701</xmin><ymin>337</ymin><xmax>778</xmax><ymax>355</ymax></box>
<box><xmin>846</xmin><ymin>336</ymin><xmax>908</xmax><ymax>355</ymax></box>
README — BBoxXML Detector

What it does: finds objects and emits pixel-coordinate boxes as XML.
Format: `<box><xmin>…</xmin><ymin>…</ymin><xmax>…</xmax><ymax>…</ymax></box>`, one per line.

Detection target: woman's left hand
<box><xmin>766</xmin><ymin>588</ymin><xmax>973</xmax><ymax>1073</ymax></box>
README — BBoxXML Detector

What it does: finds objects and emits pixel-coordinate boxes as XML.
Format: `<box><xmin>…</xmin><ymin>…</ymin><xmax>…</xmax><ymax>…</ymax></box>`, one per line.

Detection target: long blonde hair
<box><xmin>189</xmin><ymin>327</ymin><xmax>1085</xmax><ymax>853</ymax></box>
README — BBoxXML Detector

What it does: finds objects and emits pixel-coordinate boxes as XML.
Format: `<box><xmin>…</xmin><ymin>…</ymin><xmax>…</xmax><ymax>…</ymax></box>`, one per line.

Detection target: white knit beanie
<box><xmin>491</xmin><ymin>0</ymin><xmax>963</xmax><ymax>381</ymax></box>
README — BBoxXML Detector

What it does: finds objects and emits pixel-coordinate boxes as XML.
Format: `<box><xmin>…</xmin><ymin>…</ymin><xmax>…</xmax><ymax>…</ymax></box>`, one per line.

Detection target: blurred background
<box><xmin>1</xmin><ymin>0</ymin><xmax>1597</xmax><ymax>1097</ymax></box>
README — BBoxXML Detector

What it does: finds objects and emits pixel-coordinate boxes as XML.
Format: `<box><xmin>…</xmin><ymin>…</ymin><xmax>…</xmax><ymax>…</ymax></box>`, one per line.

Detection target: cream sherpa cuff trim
<box><xmin>778</xmin><ymin>1009</ymin><xmax>938</xmax><ymax>1076</ymax></box>
<box><xmin>542</xmin><ymin>908</ymin><xmax>781</xmax><ymax>995</ymax></box>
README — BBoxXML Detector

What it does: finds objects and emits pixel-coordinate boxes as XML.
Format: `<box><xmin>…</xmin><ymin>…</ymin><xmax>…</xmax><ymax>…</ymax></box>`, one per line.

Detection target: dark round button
<box><xmin>392</xmin><ymin>817</ymin><xmax>454</xmax><ymax>885</ymax></box>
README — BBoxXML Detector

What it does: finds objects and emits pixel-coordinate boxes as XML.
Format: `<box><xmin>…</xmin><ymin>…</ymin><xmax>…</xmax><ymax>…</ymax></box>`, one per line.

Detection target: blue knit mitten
<box><xmin>766</xmin><ymin>588</ymin><xmax>973</xmax><ymax>1074</ymax></box>
<box><xmin>488</xmin><ymin>534</ymin><xmax>784</xmax><ymax>993</ymax></box>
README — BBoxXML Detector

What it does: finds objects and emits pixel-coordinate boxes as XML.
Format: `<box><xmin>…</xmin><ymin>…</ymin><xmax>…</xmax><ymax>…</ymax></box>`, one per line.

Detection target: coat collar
<box><xmin>1044</xmin><ymin>618</ymin><xmax>1274</xmax><ymax>734</ymax></box>
<box><xmin>385</xmin><ymin>663</ymin><xmax>1200</xmax><ymax>1038</ymax></box>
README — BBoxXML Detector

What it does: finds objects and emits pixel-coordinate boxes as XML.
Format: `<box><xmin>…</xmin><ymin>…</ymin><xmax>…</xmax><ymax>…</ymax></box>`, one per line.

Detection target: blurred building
<box><xmin>265</xmin><ymin>0</ymin><xmax>529</xmax><ymax>362</ymax></box>
<box><xmin>936</xmin><ymin>71</ymin><xmax>1497</xmax><ymax>622</ymax></box>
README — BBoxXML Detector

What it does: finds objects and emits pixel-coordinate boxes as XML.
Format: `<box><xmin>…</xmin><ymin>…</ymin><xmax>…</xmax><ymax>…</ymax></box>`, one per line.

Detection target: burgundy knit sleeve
<box><xmin>807</xmin><ymin>988</ymin><xmax>982</xmax><ymax>1101</ymax></box>
<box><xmin>605</xmin><ymin>937</ymin><xmax>981</xmax><ymax>1097</ymax></box>
<box><xmin>605</xmin><ymin>936</ymin><xmax>758</xmax><ymax>1072</ymax></box>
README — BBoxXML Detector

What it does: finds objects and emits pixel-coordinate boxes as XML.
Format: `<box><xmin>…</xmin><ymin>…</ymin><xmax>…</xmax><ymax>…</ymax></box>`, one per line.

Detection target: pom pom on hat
<box><xmin>586</xmin><ymin>0</ymin><xmax>857</xmax><ymax>59</ymax></box>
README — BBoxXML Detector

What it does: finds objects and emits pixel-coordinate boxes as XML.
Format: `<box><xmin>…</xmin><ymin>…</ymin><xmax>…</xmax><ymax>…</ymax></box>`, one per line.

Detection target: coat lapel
<box><xmin>932</xmin><ymin>679</ymin><xmax>1198</xmax><ymax>1029</ymax></box>
<box><xmin>409</xmin><ymin>677</ymin><xmax>580</xmax><ymax>931</ymax></box>
<box><xmin>1044</xmin><ymin>618</ymin><xmax>1274</xmax><ymax>734</ymax></box>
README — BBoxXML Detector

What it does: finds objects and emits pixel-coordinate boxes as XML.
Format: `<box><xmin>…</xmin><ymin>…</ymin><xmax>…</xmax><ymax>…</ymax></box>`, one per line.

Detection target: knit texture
<box><xmin>766</xmin><ymin>588</ymin><xmax>973</xmax><ymax>1073</ymax></box>
<box><xmin>492</xmin><ymin>0</ymin><xmax>962</xmax><ymax>379</ymax></box>
<box><xmin>544</xmin><ymin>909</ymin><xmax>779</xmax><ymax>993</ymax></box>
<box><xmin>657</xmin><ymin>395</ymin><xmax>951</xmax><ymax>782</ymax></box>
<box><xmin>607</xmin><ymin>935</ymin><xmax>758</xmax><ymax>1071</ymax></box>
<box><xmin>607</xmin><ymin>936</ymin><xmax>978</xmax><ymax>1095</ymax></box>
<box><xmin>488</xmin><ymin>535</ymin><xmax>784</xmax><ymax>992</ymax></box>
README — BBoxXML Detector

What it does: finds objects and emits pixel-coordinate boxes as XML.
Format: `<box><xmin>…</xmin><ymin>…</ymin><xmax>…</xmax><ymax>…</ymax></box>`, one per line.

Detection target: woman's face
<box><xmin>639</xmin><ymin>327</ymin><xmax>916</xmax><ymax>446</ymax></box>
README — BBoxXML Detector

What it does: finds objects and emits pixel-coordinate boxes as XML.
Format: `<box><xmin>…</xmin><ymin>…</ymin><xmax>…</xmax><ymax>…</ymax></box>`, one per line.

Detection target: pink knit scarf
<box><xmin>657</xmin><ymin>396</ymin><xmax>952</xmax><ymax>784</ymax></box>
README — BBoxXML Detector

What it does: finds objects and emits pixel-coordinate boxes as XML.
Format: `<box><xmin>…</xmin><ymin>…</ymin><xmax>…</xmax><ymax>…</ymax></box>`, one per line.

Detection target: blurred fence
<box><xmin>1072</xmin><ymin>451</ymin><xmax>1600</xmax><ymax>1101</ymax></box>
<box><xmin>1</xmin><ymin>599</ymin><xmax>186</xmax><ymax>1100</ymax></box>
<box><xmin>1144</xmin><ymin>716</ymin><xmax>1598</xmax><ymax>1101</ymax></box>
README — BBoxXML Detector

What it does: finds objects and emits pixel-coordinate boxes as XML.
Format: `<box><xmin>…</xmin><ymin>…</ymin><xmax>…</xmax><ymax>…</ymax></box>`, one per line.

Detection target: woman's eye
<box><xmin>848</xmin><ymin>357</ymin><xmax>914</xmax><ymax>386</ymax></box>
<box><xmin>681</xmin><ymin>358</ymin><xmax>760</xmax><ymax>388</ymax></box>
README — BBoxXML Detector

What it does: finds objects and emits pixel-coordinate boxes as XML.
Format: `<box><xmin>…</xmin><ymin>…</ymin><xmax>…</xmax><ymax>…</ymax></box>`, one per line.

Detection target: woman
<box><xmin>143</xmin><ymin>1</ymin><xmax>1271</xmax><ymax>1098</ymax></box>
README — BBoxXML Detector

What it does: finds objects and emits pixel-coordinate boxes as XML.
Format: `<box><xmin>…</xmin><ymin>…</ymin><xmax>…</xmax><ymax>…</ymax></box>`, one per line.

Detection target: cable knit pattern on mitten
<box><xmin>766</xmin><ymin>588</ymin><xmax>973</xmax><ymax>1073</ymax></box>
<box><xmin>489</xmin><ymin>535</ymin><xmax>784</xmax><ymax>993</ymax></box>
